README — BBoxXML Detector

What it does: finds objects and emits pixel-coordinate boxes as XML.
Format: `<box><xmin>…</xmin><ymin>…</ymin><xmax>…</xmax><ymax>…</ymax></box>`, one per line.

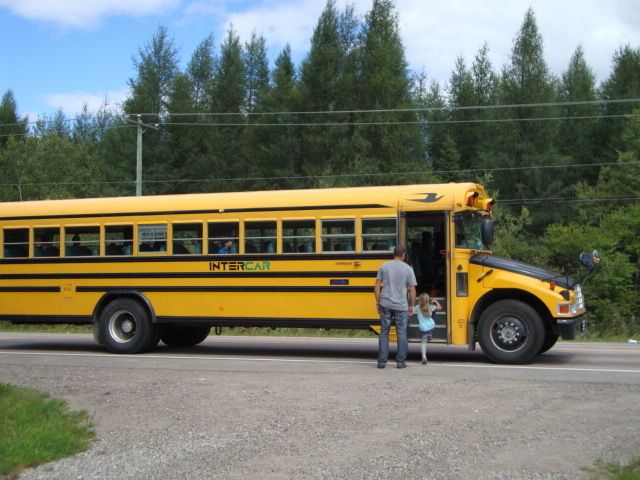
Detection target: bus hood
<box><xmin>471</xmin><ymin>254</ymin><xmax>575</xmax><ymax>289</ymax></box>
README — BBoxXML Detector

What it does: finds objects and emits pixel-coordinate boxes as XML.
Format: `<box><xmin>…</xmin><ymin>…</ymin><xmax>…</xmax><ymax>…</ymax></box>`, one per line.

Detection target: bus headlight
<box><xmin>557</xmin><ymin>285</ymin><xmax>584</xmax><ymax>316</ymax></box>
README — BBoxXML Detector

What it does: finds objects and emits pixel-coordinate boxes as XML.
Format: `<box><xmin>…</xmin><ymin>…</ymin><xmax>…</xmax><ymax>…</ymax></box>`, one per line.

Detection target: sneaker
<box><xmin>377</xmin><ymin>363</ymin><xmax>386</xmax><ymax>369</ymax></box>
<box><xmin>421</xmin><ymin>358</ymin><xmax>427</xmax><ymax>365</ymax></box>
<box><xmin>397</xmin><ymin>363</ymin><xmax>406</xmax><ymax>369</ymax></box>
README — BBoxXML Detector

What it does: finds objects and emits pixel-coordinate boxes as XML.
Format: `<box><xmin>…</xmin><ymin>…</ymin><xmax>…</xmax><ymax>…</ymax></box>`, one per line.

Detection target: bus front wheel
<box><xmin>477</xmin><ymin>300</ymin><xmax>545</xmax><ymax>364</ymax></box>
<box><xmin>98</xmin><ymin>298</ymin><xmax>159</xmax><ymax>354</ymax></box>
<box><xmin>160</xmin><ymin>325</ymin><xmax>211</xmax><ymax>347</ymax></box>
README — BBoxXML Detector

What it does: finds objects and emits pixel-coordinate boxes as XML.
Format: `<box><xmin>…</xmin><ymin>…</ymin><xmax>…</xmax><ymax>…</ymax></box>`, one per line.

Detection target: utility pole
<box><xmin>126</xmin><ymin>115</ymin><xmax>160</xmax><ymax>196</ymax></box>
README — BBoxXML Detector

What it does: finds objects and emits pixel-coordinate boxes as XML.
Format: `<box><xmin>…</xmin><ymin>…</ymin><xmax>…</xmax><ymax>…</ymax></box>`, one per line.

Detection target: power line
<box><xmin>3</xmin><ymin>111</ymin><xmax>634</xmax><ymax>138</ymax></box>
<box><xmin>2</xmin><ymin>160</ymin><xmax>637</xmax><ymax>188</ymax></box>
<box><xmin>135</xmin><ymin>98</ymin><xmax>640</xmax><ymax>118</ymax></box>
<box><xmin>1</xmin><ymin>97</ymin><xmax>639</xmax><ymax>129</ymax></box>
<box><xmin>499</xmin><ymin>196</ymin><xmax>640</xmax><ymax>205</ymax></box>
<box><xmin>156</xmin><ymin>113</ymin><xmax>639</xmax><ymax>128</ymax></box>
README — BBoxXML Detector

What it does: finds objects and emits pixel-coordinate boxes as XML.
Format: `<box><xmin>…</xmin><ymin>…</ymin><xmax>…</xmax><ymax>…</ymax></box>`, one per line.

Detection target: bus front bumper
<box><xmin>557</xmin><ymin>315</ymin><xmax>588</xmax><ymax>340</ymax></box>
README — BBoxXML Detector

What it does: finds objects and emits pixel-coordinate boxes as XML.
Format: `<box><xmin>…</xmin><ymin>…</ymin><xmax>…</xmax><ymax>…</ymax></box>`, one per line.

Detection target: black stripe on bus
<box><xmin>0</xmin><ymin>252</ymin><xmax>392</xmax><ymax>265</ymax></box>
<box><xmin>0</xmin><ymin>315</ymin><xmax>375</xmax><ymax>329</ymax></box>
<box><xmin>0</xmin><ymin>315</ymin><xmax>91</xmax><ymax>324</ymax></box>
<box><xmin>0</xmin><ymin>286</ymin><xmax>59</xmax><ymax>293</ymax></box>
<box><xmin>0</xmin><ymin>203</ymin><xmax>389</xmax><ymax>221</ymax></box>
<box><xmin>76</xmin><ymin>286</ymin><xmax>374</xmax><ymax>293</ymax></box>
<box><xmin>156</xmin><ymin>316</ymin><xmax>375</xmax><ymax>329</ymax></box>
<box><xmin>0</xmin><ymin>271</ymin><xmax>378</xmax><ymax>280</ymax></box>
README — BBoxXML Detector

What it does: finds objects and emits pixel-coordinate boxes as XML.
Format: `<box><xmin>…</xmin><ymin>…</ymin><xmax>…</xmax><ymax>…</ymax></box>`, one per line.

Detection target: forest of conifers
<box><xmin>0</xmin><ymin>0</ymin><xmax>638</xmax><ymax>336</ymax></box>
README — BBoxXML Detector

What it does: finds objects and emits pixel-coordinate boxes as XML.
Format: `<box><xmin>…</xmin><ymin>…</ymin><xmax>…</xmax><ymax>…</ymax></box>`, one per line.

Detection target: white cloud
<box><xmin>223</xmin><ymin>0</ymin><xmax>322</xmax><ymax>55</ymax></box>
<box><xmin>0</xmin><ymin>0</ymin><xmax>179</xmax><ymax>28</ymax></box>
<box><xmin>41</xmin><ymin>87</ymin><xmax>129</xmax><ymax>116</ymax></box>
<box><xmin>396</xmin><ymin>0</ymin><xmax>640</xmax><ymax>85</ymax></box>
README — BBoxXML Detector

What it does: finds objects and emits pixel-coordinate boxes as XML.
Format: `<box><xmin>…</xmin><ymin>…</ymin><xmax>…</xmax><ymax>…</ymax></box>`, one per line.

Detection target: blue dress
<box><xmin>416</xmin><ymin>304</ymin><xmax>436</xmax><ymax>332</ymax></box>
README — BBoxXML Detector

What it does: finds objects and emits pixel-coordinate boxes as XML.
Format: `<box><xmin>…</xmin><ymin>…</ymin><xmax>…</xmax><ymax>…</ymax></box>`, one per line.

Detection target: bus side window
<box><xmin>362</xmin><ymin>218</ymin><xmax>397</xmax><ymax>252</ymax></box>
<box><xmin>283</xmin><ymin>220</ymin><xmax>315</xmax><ymax>254</ymax></box>
<box><xmin>138</xmin><ymin>224</ymin><xmax>167</xmax><ymax>254</ymax></box>
<box><xmin>245</xmin><ymin>221</ymin><xmax>276</xmax><ymax>254</ymax></box>
<box><xmin>208</xmin><ymin>222</ymin><xmax>239</xmax><ymax>254</ymax></box>
<box><xmin>65</xmin><ymin>226</ymin><xmax>99</xmax><ymax>256</ymax></box>
<box><xmin>3</xmin><ymin>228</ymin><xmax>29</xmax><ymax>258</ymax></box>
<box><xmin>105</xmin><ymin>225</ymin><xmax>133</xmax><ymax>256</ymax></box>
<box><xmin>173</xmin><ymin>223</ymin><xmax>202</xmax><ymax>255</ymax></box>
<box><xmin>34</xmin><ymin>227</ymin><xmax>60</xmax><ymax>257</ymax></box>
<box><xmin>321</xmin><ymin>219</ymin><xmax>354</xmax><ymax>253</ymax></box>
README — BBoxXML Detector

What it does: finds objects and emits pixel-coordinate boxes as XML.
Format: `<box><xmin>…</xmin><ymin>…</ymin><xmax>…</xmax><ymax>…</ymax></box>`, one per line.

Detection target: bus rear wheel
<box><xmin>160</xmin><ymin>325</ymin><xmax>211</xmax><ymax>347</ymax></box>
<box><xmin>98</xmin><ymin>298</ymin><xmax>159</xmax><ymax>354</ymax></box>
<box><xmin>478</xmin><ymin>300</ymin><xmax>544</xmax><ymax>364</ymax></box>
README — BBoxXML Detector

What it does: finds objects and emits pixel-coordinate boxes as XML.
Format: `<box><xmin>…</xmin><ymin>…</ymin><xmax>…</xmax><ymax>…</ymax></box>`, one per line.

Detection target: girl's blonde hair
<box><xmin>417</xmin><ymin>293</ymin><xmax>431</xmax><ymax>315</ymax></box>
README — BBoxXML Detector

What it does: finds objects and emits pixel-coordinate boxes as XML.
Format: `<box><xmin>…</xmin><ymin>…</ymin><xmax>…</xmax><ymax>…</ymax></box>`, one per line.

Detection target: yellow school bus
<box><xmin>0</xmin><ymin>183</ymin><xmax>587</xmax><ymax>363</ymax></box>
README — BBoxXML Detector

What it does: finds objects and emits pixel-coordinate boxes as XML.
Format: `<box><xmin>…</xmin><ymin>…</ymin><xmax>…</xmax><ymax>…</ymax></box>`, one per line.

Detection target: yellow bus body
<box><xmin>0</xmin><ymin>183</ymin><xmax>587</xmax><ymax>363</ymax></box>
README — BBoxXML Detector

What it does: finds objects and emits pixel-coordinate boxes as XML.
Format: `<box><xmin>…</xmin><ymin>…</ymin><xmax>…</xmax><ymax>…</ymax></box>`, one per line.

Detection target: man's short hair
<box><xmin>393</xmin><ymin>245</ymin><xmax>406</xmax><ymax>257</ymax></box>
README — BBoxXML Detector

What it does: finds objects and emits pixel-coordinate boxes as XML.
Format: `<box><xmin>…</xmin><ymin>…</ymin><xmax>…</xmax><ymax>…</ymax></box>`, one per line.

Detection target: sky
<box><xmin>0</xmin><ymin>0</ymin><xmax>638</xmax><ymax>122</ymax></box>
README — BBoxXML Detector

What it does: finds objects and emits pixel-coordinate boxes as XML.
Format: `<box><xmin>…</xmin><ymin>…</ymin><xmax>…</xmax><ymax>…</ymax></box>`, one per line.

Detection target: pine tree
<box><xmin>244</xmin><ymin>32</ymin><xmax>270</xmax><ymax>114</ymax></box>
<box><xmin>125</xmin><ymin>25</ymin><xmax>179</xmax><ymax>118</ymax></box>
<box><xmin>206</xmin><ymin>27</ymin><xmax>246</xmax><ymax>190</ymax></box>
<box><xmin>187</xmin><ymin>35</ymin><xmax>216</xmax><ymax>111</ymax></box>
<box><xmin>420</xmin><ymin>80</ymin><xmax>450</xmax><ymax>179</ymax></box>
<box><xmin>357</xmin><ymin>0</ymin><xmax>422</xmax><ymax>181</ymax></box>
<box><xmin>598</xmin><ymin>45</ymin><xmax>640</xmax><ymax>163</ymax></box>
<box><xmin>470</xmin><ymin>44</ymin><xmax>500</xmax><ymax>169</ymax></box>
<box><xmin>495</xmin><ymin>7</ymin><xmax>564</xmax><ymax>226</ymax></box>
<box><xmin>298</xmin><ymin>0</ymin><xmax>348</xmax><ymax>186</ymax></box>
<box><xmin>123</xmin><ymin>26</ymin><xmax>180</xmax><ymax>194</ymax></box>
<box><xmin>0</xmin><ymin>90</ymin><xmax>27</xmax><ymax>147</ymax></box>
<box><xmin>448</xmin><ymin>56</ymin><xmax>475</xmax><ymax>170</ymax></box>
<box><xmin>557</xmin><ymin>46</ymin><xmax>598</xmax><ymax>183</ymax></box>
<box><xmin>167</xmin><ymin>73</ymin><xmax>198</xmax><ymax>191</ymax></box>
<box><xmin>256</xmin><ymin>45</ymin><xmax>302</xmax><ymax>188</ymax></box>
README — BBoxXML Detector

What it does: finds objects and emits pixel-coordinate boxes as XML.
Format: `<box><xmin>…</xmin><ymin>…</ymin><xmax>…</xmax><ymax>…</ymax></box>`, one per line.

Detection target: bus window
<box><xmin>105</xmin><ymin>225</ymin><xmax>133</xmax><ymax>256</ymax></box>
<box><xmin>362</xmin><ymin>218</ymin><xmax>396</xmax><ymax>251</ymax></box>
<box><xmin>65</xmin><ymin>226</ymin><xmax>99</xmax><ymax>256</ymax></box>
<box><xmin>322</xmin><ymin>219</ymin><xmax>355</xmax><ymax>252</ymax></box>
<box><xmin>3</xmin><ymin>228</ymin><xmax>29</xmax><ymax>258</ymax></box>
<box><xmin>245</xmin><ymin>221</ymin><xmax>276</xmax><ymax>254</ymax></box>
<box><xmin>454</xmin><ymin>212</ymin><xmax>486</xmax><ymax>250</ymax></box>
<box><xmin>33</xmin><ymin>227</ymin><xmax>60</xmax><ymax>257</ymax></box>
<box><xmin>208</xmin><ymin>222</ymin><xmax>238</xmax><ymax>254</ymax></box>
<box><xmin>138</xmin><ymin>224</ymin><xmax>167</xmax><ymax>254</ymax></box>
<box><xmin>283</xmin><ymin>220</ymin><xmax>315</xmax><ymax>253</ymax></box>
<box><xmin>173</xmin><ymin>223</ymin><xmax>202</xmax><ymax>255</ymax></box>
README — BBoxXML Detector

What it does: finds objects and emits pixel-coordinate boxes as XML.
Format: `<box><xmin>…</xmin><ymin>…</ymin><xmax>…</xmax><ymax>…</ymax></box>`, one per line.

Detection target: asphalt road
<box><xmin>1</xmin><ymin>333</ymin><xmax>640</xmax><ymax>480</ymax></box>
<box><xmin>0</xmin><ymin>333</ymin><xmax>639</xmax><ymax>385</ymax></box>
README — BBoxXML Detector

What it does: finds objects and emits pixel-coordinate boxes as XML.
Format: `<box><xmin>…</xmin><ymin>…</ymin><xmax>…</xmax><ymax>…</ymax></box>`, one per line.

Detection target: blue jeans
<box><xmin>378</xmin><ymin>307</ymin><xmax>409</xmax><ymax>365</ymax></box>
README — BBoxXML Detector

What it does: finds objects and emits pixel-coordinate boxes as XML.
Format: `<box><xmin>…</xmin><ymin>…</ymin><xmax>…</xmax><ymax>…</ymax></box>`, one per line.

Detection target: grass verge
<box><xmin>585</xmin><ymin>455</ymin><xmax>640</xmax><ymax>479</ymax></box>
<box><xmin>0</xmin><ymin>383</ymin><xmax>94</xmax><ymax>477</ymax></box>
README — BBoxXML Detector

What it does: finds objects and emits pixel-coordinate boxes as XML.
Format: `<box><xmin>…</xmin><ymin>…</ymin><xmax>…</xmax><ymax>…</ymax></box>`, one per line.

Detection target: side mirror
<box><xmin>480</xmin><ymin>218</ymin><xmax>494</xmax><ymax>246</ymax></box>
<box><xmin>579</xmin><ymin>250</ymin><xmax>600</xmax><ymax>270</ymax></box>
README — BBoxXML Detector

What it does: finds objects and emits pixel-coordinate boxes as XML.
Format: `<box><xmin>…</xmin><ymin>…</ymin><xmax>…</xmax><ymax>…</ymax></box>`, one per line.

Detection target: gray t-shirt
<box><xmin>376</xmin><ymin>259</ymin><xmax>417</xmax><ymax>310</ymax></box>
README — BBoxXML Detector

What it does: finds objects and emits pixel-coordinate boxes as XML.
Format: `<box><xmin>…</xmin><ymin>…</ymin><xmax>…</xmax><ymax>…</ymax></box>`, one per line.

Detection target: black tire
<box><xmin>98</xmin><ymin>298</ymin><xmax>159</xmax><ymax>354</ymax></box>
<box><xmin>539</xmin><ymin>332</ymin><xmax>560</xmax><ymax>354</ymax></box>
<box><xmin>477</xmin><ymin>300</ymin><xmax>545</xmax><ymax>364</ymax></box>
<box><xmin>160</xmin><ymin>325</ymin><xmax>211</xmax><ymax>347</ymax></box>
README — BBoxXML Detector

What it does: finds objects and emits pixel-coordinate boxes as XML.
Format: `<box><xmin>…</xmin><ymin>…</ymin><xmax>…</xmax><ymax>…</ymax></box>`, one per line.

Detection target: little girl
<box><xmin>416</xmin><ymin>293</ymin><xmax>442</xmax><ymax>365</ymax></box>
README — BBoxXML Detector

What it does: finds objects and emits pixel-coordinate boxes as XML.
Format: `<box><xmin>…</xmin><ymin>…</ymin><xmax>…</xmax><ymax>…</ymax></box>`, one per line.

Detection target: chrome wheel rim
<box><xmin>490</xmin><ymin>315</ymin><xmax>528</xmax><ymax>352</ymax></box>
<box><xmin>108</xmin><ymin>310</ymin><xmax>137</xmax><ymax>344</ymax></box>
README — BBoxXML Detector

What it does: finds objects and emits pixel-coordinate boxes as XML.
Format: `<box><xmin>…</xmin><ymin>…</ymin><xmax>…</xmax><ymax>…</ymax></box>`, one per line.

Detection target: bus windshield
<box><xmin>454</xmin><ymin>211</ymin><xmax>490</xmax><ymax>250</ymax></box>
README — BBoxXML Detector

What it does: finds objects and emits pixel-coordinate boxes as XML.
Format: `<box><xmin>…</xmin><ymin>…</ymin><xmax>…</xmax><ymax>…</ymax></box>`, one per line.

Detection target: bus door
<box><xmin>403</xmin><ymin>212</ymin><xmax>449</xmax><ymax>343</ymax></box>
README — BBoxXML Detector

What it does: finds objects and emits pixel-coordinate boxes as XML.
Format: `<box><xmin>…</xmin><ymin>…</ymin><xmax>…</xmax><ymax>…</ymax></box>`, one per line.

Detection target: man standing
<box><xmin>374</xmin><ymin>245</ymin><xmax>417</xmax><ymax>369</ymax></box>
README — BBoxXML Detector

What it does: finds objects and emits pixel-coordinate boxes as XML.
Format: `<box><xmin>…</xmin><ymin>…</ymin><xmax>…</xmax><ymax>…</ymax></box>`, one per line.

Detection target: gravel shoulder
<box><xmin>2</xmin><ymin>345</ymin><xmax>640</xmax><ymax>480</ymax></box>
